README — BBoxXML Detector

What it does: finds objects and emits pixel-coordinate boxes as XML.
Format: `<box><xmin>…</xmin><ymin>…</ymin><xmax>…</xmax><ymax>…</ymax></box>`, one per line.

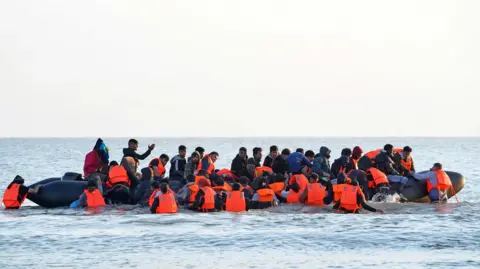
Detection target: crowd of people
<box><xmin>2</xmin><ymin>138</ymin><xmax>454</xmax><ymax>213</ymax></box>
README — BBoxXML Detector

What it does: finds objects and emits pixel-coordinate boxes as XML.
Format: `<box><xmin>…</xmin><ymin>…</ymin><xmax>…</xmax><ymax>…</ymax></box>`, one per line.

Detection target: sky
<box><xmin>0</xmin><ymin>0</ymin><xmax>479</xmax><ymax>137</ymax></box>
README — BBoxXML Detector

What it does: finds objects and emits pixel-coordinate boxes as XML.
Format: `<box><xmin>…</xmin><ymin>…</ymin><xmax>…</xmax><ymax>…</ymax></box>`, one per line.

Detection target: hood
<box><xmin>319</xmin><ymin>146</ymin><xmax>331</xmax><ymax>157</ymax></box>
<box><xmin>352</xmin><ymin>146</ymin><xmax>363</xmax><ymax>159</ymax></box>
<box><xmin>12</xmin><ymin>175</ymin><xmax>25</xmax><ymax>185</ymax></box>
<box><xmin>93</xmin><ymin>138</ymin><xmax>103</xmax><ymax>150</ymax></box>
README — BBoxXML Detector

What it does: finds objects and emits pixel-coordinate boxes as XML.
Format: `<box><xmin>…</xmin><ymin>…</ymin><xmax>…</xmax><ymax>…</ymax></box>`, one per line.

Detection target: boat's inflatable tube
<box><xmin>27</xmin><ymin>172</ymin><xmax>87</xmax><ymax>208</ymax></box>
<box><xmin>403</xmin><ymin>170</ymin><xmax>465</xmax><ymax>202</ymax></box>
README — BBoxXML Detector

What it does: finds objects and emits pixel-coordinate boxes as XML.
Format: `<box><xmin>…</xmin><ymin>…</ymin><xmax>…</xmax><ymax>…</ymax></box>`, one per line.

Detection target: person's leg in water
<box><xmin>386</xmin><ymin>175</ymin><xmax>408</xmax><ymax>201</ymax></box>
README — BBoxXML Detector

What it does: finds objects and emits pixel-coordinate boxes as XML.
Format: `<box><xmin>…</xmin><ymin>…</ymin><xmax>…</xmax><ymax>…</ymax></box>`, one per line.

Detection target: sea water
<box><xmin>0</xmin><ymin>137</ymin><xmax>478</xmax><ymax>269</ymax></box>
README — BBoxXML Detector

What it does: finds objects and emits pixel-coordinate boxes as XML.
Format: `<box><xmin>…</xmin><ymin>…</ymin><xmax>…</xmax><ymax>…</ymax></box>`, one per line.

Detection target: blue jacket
<box><xmin>287</xmin><ymin>152</ymin><xmax>312</xmax><ymax>174</ymax></box>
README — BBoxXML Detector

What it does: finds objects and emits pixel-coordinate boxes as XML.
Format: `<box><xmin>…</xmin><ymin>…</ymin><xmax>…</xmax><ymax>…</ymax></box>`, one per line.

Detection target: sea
<box><xmin>0</xmin><ymin>137</ymin><xmax>478</xmax><ymax>269</ymax></box>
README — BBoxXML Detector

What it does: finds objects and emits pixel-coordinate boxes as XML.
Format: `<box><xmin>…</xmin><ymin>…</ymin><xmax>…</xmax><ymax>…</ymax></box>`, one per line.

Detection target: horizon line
<box><xmin>1</xmin><ymin>135</ymin><xmax>479</xmax><ymax>139</ymax></box>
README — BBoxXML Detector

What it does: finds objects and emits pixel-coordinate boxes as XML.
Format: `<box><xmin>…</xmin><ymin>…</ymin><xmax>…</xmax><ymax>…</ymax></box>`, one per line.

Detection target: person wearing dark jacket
<box><xmin>121</xmin><ymin>139</ymin><xmax>155</xmax><ymax>176</ymax></box>
<box><xmin>170</xmin><ymin>145</ymin><xmax>187</xmax><ymax>179</ymax></box>
<box><xmin>247</xmin><ymin>147</ymin><xmax>263</xmax><ymax>167</ymax></box>
<box><xmin>272</xmin><ymin>148</ymin><xmax>290</xmax><ymax>175</ymax></box>
<box><xmin>393</xmin><ymin>146</ymin><xmax>415</xmax><ymax>176</ymax></box>
<box><xmin>331</xmin><ymin>148</ymin><xmax>352</xmax><ymax>178</ymax></box>
<box><xmin>347</xmin><ymin>169</ymin><xmax>371</xmax><ymax>200</ymax></box>
<box><xmin>195</xmin><ymin>147</ymin><xmax>205</xmax><ymax>159</ymax></box>
<box><xmin>231</xmin><ymin>147</ymin><xmax>248</xmax><ymax>177</ymax></box>
<box><xmin>263</xmin><ymin>145</ymin><xmax>278</xmax><ymax>168</ymax></box>
<box><xmin>184</xmin><ymin>151</ymin><xmax>200</xmax><ymax>180</ymax></box>
<box><xmin>134</xmin><ymin>166</ymin><xmax>160</xmax><ymax>206</ymax></box>
<box><xmin>332</xmin><ymin>180</ymin><xmax>384</xmax><ymax>214</ymax></box>
<box><xmin>374</xmin><ymin>144</ymin><xmax>408</xmax><ymax>201</ymax></box>
<box><xmin>312</xmin><ymin>146</ymin><xmax>332</xmax><ymax>179</ymax></box>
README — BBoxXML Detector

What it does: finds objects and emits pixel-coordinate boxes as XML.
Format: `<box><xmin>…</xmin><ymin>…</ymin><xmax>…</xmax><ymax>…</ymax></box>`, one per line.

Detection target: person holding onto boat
<box><xmin>333</xmin><ymin>179</ymin><xmax>384</xmax><ymax>214</ymax></box>
<box><xmin>78</xmin><ymin>176</ymin><xmax>106</xmax><ymax>208</ymax></box>
<box><xmin>150</xmin><ymin>183</ymin><xmax>178</xmax><ymax>214</ymax></box>
<box><xmin>412</xmin><ymin>163</ymin><xmax>452</xmax><ymax>202</ymax></box>
<box><xmin>2</xmin><ymin>175</ymin><xmax>41</xmax><ymax>209</ymax></box>
<box><xmin>299</xmin><ymin>173</ymin><xmax>334</xmax><ymax>206</ymax></box>
<box><xmin>374</xmin><ymin>144</ymin><xmax>408</xmax><ymax>201</ymax></box>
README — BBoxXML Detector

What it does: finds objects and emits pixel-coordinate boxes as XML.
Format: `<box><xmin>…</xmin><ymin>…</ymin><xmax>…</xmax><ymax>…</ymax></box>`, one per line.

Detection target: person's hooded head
<box><xmin>319</xmin><ymin>146</ymin><xmax>331</xmax><ymax>159</ymax></box>
<box><xmin>352</xmin><ymin>146</ymin><xmax>363</xmax><ymax>159</ymax></box>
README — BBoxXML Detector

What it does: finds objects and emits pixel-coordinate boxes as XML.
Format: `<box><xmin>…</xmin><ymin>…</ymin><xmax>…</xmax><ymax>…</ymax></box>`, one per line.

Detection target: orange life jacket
<box><xmin>339</xmin><ymin>185</ymin><xmax>361</xmax><ymax>212</ymax></box>
<box><xmin>212</xmin><ymin>182</ymin><xmax>232</xmax><ymax>193</ymax></box>
<box><xmin>426</xmin><ymin>170</ymin><xmax>452</xmax><ymax>193</ymax></box>
<box><xmin>401</xmin><ymin>157</ymin><xmax>413</xmax><ymax>171</ymax></box>
<box><xmin>197</xmin><ymin>154</ymin><xmax>215</xmax><ymax>175</ymax></box>
<box><xmin>2</xmin><ymin>183</ymin><xmax>27</xmax><ymax>209</ymax></box>
<box><xmin>256</xmin><ymin>188</ymin><xmax>275</xmax><ymax>202</ymax></box>
<box><xmin>194</xmin><ymin>175</ymin><xmax>211</xmax><ymax>186</ymax></box>
<box><xmin>148</xmin><ymin>188</ymin><xmax>175</xmax><ymax>207</ymax></box>
<box><xmin>155</xmin><ymin>193</ymin><xmax>178</xmax><ymax>214</ymax></box>
<box><xmin>187</xmin><ymin>184</ymin><xmax>199</xmax><ymax>206</ymax></box>
<box><xmin>226</xmin><ymin>191</ymin><xmax>246</xmax><ymax>212</ymax></box>
<box><xmin>306</xmin><ymin>183</ymin><xmax>326</xmax><ymax>205</ymax></box>
<box><xmin>364</xmin><ymin>148</ymin><xmax>402</xmax><ymax>162</ymax></box>
<box><xmin>201</xmin><ymin>186</ymin><xmax>216</xmax><ymax>211</ymax></box>
<box><xmin>216</xmin><ymin>168</ymin><xmax>235</xmax><ymax>179</ymax></box>
<box><xmin>84</xmin><ymin>189</ymin><xmax>106</xmax><ymax>207</ymax></box>
<box><xmin>269</xmin><ymin>182</ymin><xmax>285</xmax><ymax>195</ymax></box>
<box><xmin>333</xmin><ymin>183</ymin><xmax>346</xmax><ymax>202</ymax></box>
<box><xmin>254</xmin><ymin>166</ymin><xmax>273</xmax><ymax>177</ymax></box>
<box><xmin>148</xmin><ymin>158</ymin><xmax>166</xmax><ymax>177</ymax></box>
<box><xmin>289</xmin><ymin>174</ymin><xmax>309</xmax><ymax>190</ymax></box>
<box><xmin>366</xmin><ymin>167</ymin><xmax>389</xmax><ymax>189</ymax></box>
<box><xmin>286</xmin><ymin>189</ymin><xmax>301</xmax><ymax>203</ymax></box>
<box><xmin>107</xmin><ymin>165</ymin><xmax>130</xmax><ymax>188</ymax></box>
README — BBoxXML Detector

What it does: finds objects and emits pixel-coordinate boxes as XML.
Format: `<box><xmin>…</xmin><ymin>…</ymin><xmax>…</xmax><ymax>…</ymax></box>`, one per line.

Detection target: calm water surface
<box><xmin>0</xmin><ymin>137</ymin><xmax>479</xmax><ymax>269</ymax></box>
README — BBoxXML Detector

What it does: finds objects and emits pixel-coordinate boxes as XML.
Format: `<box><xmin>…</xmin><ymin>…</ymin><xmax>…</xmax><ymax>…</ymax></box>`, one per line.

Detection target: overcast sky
<box><xmin>0</xmin><ymin>1</ymin><xmax>479</xmax><ymax>137</ymax></box>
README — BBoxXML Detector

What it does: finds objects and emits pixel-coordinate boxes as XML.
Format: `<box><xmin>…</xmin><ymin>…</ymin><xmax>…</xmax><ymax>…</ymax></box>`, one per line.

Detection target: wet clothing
<box><xmin>349</xmin><ymin>169</ymin><xmax>371</xmax><ymax>200</ymax></box>
<box><xmin>312</xmin><ymin>146</ymin><xmax>331</xmax><ymax>178</ymax></box>
<box><xmin>2</xmin><ymin>179</ymin><xmax>30</xmax><ymax>209</ymax></box>
<box><xmin>299</xmin><ymin>181</ymin><xmax>334</xmax><ymax>205</ymax></box>
<box><xmin>393</xmin><ymin>152</ymin><xmax>415</xmax><ymax>176</ymax></box>
<box><xmin>189</xmin><ymin>188</ymin><xmax>224</xmax><ymax>212</ymax></box>
<box><xmin>331</xmin><ymin>156</ymin><xmax>350</xmax><ymax>178</ymax></box>
<box><xmin>263</xmin><ymin>154</ymin><xmax>275</xmax><ymax>168</ymax></box>
<box><xmin>230</xmin><ymin>154</ymin><xmax>248</xmax><ymax>177</ymax></box>
<box><xmin>333</xmin><ymin>186</ymin><xmax>378</xmax><ymax>213</ymax></box>
<box><xmin>287</xmin><ymin>152</ymin><xmax>312</xmax><ymax>174</ymax></box>
<box><xmin>150</xmin><ymin>193</ymin><xmax>178</xmax><ymax>214</ymax></box>
<box><xmin>183</xmin><ymin>159</ymin><xmax>198</xmax><ymax>180</ymax></box>
<box><xmin>170</xmin><ymin>155</ymin><xmax>187</xmax><ymax>180</ymax></box>
<box><xmin>78</xmin><ymin>184</ymin><xmax>104</xmax><ymax>208</ymax></box>
<box><xmin>134</xmin><ymin>167</ymin><xmax>156</xmax><ymax>206</ymax></box>
<box><xmin>413</xmin><ymin>171</ymin><xmax>450</xmax><ymax>201</ymax></box>
<box><xmin>272</xmin><ymin>156</ymin><xmax>289</xmax><ymax>175</ymax></box>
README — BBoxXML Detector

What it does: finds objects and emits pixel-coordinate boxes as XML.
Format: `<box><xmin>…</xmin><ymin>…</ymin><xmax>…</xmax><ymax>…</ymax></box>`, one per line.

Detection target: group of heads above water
<box><xmin>2</xmin><ymin>138</ymin><xmax>465</xmax><ymax>214</ymax></box>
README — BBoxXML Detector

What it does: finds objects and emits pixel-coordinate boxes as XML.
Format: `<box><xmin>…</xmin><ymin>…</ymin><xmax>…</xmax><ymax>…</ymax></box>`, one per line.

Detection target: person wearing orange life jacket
<box><xmin>190</xmin><ymin>177</ymin><xmax>220</xmax><ymax>212</ymax></box>
<box><xmin>299</xmin><ymin>173</ymin><xmax>334</xmax><ymax>206</ymax></box>
<box><xmin>331</xmin><ymin>148</ymin><xmax>352</xmax><ymax>178</ymax></box>
<box><xmin>374</xmin><ymin>144</ymin><xmax>409</xmax><ymax>202</ymax></box>
<box><xmin>288</xmin><ymin>174</ymin><xmax>309</xmax><ymax>191</ymax></box>
<box><xmin>150</xmin><ymin>183</ymin><xmax>178</xmax><ymax>214</ymax></box>
<box><xmin>280</xmin><ymin>180</ymin><xmax>302</xmax><ymax>204</ymax></box>
<box><xmin>365</xmin><ymin>167</ymin><xmax>390</xmax><ymax>196</ymax></box>
<box><xmin>251</xmin><ymin>177</ymin><xmax>278</xmax><ymax>209</ymax></box>
<box><xmin>147</xmin><ymin>180</ymin><xmax>176</xmax><ymax>207</ymax></box>
<box><xmin>197</xmin><ymin>151</ymin><xmax>219</xmax><ymax>178</ymax></box>
<box><xmin>346</xmin><ymin>146</ymin><xmax>363</xmax><ymax>172</ymax></box>
<box><xmin>2</xmin><ymin>175</ymin><xmax>41</xmax><ymax>209</ymax></box>
<box><xmin>413</xmin><ymin>163</ymin><xmax>452</xmax><ymax>202</ymax></box>
<box><xmin>268</xmin><ymin>174</ymin><xmax>286</xmax><ymax>196</ymax></box>
<box><xmin>178</xmin><ymin>175</ymin><xmax>200</xmax><ymax>208</ymax></box>
<box><xmin>226</xmin><ymin>183</ymin><xmax>248</xmax><ymax>212</ymax></box>
<box><xmin>254</xmin><ymin>166</ymin><xmax>273</xmax><ymax>178</ymax></box>
<box><xmin>331</xmin><ymin>172</ymin><xmax>349</xmax><ymax>203</ymax></box>
<box><xmin>333</xmin><ymin>180</ymin><xmax>384</xmax><ymax>214</ymax></box>
<box><xmin>78</xmin><ymin>177</ymin><xmax>106</xmax><ymax>208</ymax></box>
<box><xmin>148</xmin><ymin>154</ymin><xmax>170</xmax><ymax>179</ymax></box>
<box><xmin>393</xmin><ymin>146</ymin><xmax>415</xmax><ymax>177</ymax></box>
<box><xmin>238</xmin><ymin>176</ymin><xmax>254</xmax><ymax>199</ymax></box>
<box><xmin>105</xmin><ymin>161</ymin><xmax>134</xmax><ymax>205</ymax></box>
